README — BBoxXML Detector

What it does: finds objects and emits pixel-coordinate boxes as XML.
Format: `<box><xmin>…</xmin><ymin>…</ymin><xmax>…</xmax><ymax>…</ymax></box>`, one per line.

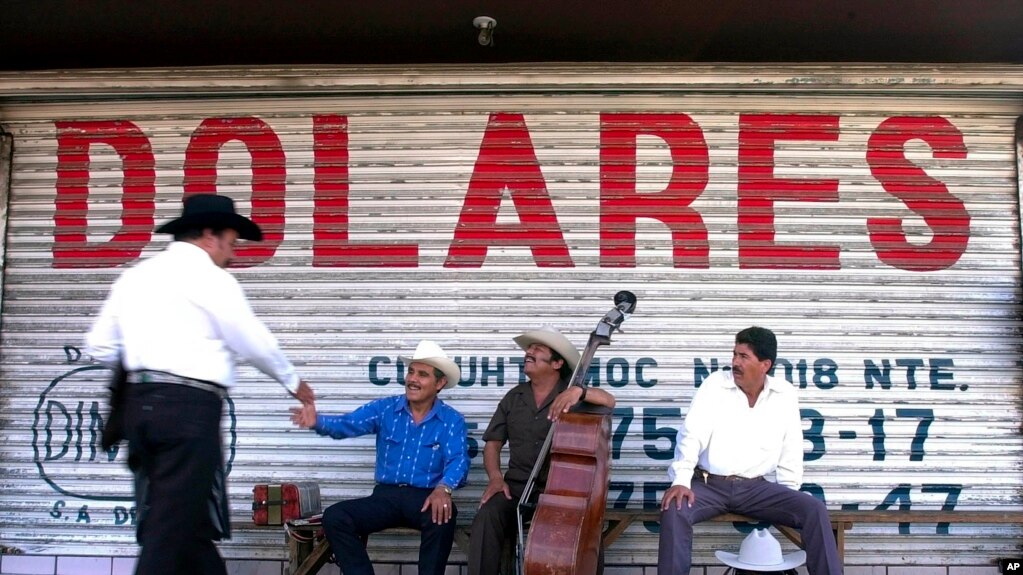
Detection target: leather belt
<box><xmin>128</xmin><ymin>369</ymin><xmax>228</xmax><ymax>399</ymax></box>
<box><xmin>694</xmin><ymin>467</ymin><xmax>764</xmax><ymax>483</ymax></box>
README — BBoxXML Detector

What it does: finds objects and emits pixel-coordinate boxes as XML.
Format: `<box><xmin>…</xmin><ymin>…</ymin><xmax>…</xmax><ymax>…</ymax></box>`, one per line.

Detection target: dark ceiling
<box><xmin>1</xmin><ymin>0</ymin><xmax>1021</xmax><ymax>71</ymax></box>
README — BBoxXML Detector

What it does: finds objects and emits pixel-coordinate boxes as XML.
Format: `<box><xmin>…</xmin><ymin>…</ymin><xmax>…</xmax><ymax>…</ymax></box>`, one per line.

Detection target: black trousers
<box><xmin>322</xmin><ymin>484</ymin><xmax>458</xmax><ymax>575</ymax></box>
<box><xmin>467</xmin><ymin>479</ymin><xmax>526</xmax><ymax>575</ymax></box>
<box><xmin>125</xmin><ymin>382</ymin><xmax>227</xmax><ymax>575</ymax></box>
<box><xmin>658</xmin><ymin>476</ymin><xmax>843</xmax><ymax>575</ymax></box>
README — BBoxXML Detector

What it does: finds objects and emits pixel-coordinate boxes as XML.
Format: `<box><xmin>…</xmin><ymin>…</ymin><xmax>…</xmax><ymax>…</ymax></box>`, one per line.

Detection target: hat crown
<box><xmin>408</xmin><ymin>340</ymin><xmax>448</xmax><ymax>360</ymax></box>
<box><xmin>514</xmin><ymin>327</ymin><xmax>580</xmax><ymax>371</ymax></box>
<box><xmin>737</xmin><ymin>529</ymin><xmax>784</xmax><ymax>566</ymax></box>
<box><xmin>155</xmin><ymin>194</ymin><xmax>263</xmax><ymax>241</ymax></box>
<box><xmin>399</xmin><ymin>340</ymin><xmax>461</xmax><ymax>389</ymax></box>
<box><xmin>182</xmin><ymin>194</ymin><xmax>238</xmax><ymax>216</ymax></box>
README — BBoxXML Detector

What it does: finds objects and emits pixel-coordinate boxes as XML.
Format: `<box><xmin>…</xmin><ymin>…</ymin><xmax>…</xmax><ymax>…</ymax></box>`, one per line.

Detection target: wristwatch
<box><xmin>576</xmin><ymin>385</ymin><xmax>588</xmax><ymax>403</ymax></box>
<box><xmin>438</xmin><ymin>484</ymin><xmax>453</xmax><ymax>495</ymax></box>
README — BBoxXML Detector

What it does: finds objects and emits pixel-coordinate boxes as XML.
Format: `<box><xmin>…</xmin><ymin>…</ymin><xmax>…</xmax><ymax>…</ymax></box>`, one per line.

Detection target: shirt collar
<box><xmin>762</xmin><ymin>372</ymin><xmax>779</xmax><ymax>392</ymax></box>
<box><xmin>394</xmin><ymin>394</ymin><xmax>444</xmax><ymax>423</ymax></box>
<box><xmin>521</xmin><ymin>378</ymin><xmax>570</xmax><ymax>410</ymax></box>
<box><xmin>168</xmin><ymin>240</ymin><xmax>215</xmax><ymax>265</ymax></box>
<box><xmin>726</xmin><ymin>371</ymin><xmax>779</xmax><ymax>394</ymax></box>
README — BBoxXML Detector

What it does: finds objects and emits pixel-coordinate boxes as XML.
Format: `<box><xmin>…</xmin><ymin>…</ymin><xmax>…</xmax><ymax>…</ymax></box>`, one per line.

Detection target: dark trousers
<box><xmin>125</xmin><ymin>383</ymin><xmax>226</xmax><ymax>575</ymax></box>
<box><xmin>323</xmin><ymin>483</ymin><xmax>458</xmax><ymax>575</ymax></box>
<box><xmin>658</xmin><ymin>477</ymin><xmax>843</xmax><ymax>575</ymax></box>
<box><xmin>467</xmin><ymin>480</ymin><xmax>526</xmax><ymax>575</ymax></box>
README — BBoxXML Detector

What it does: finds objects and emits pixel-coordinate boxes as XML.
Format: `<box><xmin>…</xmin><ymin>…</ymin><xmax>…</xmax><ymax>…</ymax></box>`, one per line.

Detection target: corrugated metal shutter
<box><xmin>0</xmin><ymin>65</ymin><xmax>1020</xmax><ymax>567</ymax></box>
<box><xmin>0</xmin><ymin>129</ymin><xmax>11</xmax><ymax>331</ymax></box>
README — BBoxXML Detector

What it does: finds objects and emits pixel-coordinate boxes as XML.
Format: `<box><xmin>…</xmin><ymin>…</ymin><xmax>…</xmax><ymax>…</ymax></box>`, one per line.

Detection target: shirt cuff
<box><xmin>312</xmin><ymin>414</ymin><xmax>327</xmax><ymax>434</ymax></box>
<box><xmin>670</xmin><ymin>463</ymin><xmax>695</xmax><ymax>489</ymax></box>
<box><xmin>282</xmin><ymin>373</ymin><xmax>300</xmax><ymax>395</ymax></box>
<box><xmin>672</xmin><ymin>477</ymin><xmax>693</xmax><ymax>489</ymax></box>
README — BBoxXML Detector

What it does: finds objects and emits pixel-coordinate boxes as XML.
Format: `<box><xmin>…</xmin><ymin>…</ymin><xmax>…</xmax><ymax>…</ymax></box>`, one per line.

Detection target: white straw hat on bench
<box><xmin>715</xmin><ymin>528</ymin><xmax>806</xmax><ymax>572</ymax></box>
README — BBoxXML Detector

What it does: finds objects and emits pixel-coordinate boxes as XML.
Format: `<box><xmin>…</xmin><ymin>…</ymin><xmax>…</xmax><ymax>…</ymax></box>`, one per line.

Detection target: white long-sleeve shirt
<box><xmin>85</xmin><ymin>241</ymin><xmax>299</xmax><ymax>393</ymax></box>
<box><xmin>668</xmin><ymin>370</ymin><xmax>803</xmax><ymax>490</ymax></box>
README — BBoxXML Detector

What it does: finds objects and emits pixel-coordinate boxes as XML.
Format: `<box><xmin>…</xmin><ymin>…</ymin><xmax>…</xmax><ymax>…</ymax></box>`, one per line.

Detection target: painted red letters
<box><xmin>311</xmin><ymin>115</ymin><xmax>418</xmax><ymax>267</ymax></box>
<box><xmin>737</xmin><ymin>114</ymin><xmax>841</xmax><ymax>269</ymax></box>
<box><xmin>866</xmin><ymin>116</ymin><xmax>969</xmax><ymax>271</ymax></box>
<box><xmin>183</xmin><ymin>117</ymin><xmax>286</xmax><ymax>267</ymax></box>
<box><xmin>53</xmin><ymin>121</ymin><xmax>156</xmax><ymax>268</ymax></box>
<box><xmin>50</xmin><ymin>111</ymin><xmax>971</xmax><ymax>272</ymax></box>
<box><xmin>444</xmin><ymin>113</ymin><xmax>572</xmax><ymax>268</ymax></box>
<box><xmin>599</xmin><ymin>113</ymin><xmax>710</xmax><ymax>268</ymax></box>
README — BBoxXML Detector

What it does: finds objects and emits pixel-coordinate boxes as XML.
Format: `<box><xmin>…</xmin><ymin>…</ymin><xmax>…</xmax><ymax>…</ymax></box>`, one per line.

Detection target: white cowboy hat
<box><xmin>399</xmin><ymin>340</ymin><xmax>461</xmax><ymax>389</ymax></box>
<box><xmin>715</xmin><ymin>529</ymin><xmax>807</xmax><ymax>572</ymax></box>
<box><xmin>513</xmin><ymin>326</ymin><xmax>581</xmax><ymax>371</ymax></box>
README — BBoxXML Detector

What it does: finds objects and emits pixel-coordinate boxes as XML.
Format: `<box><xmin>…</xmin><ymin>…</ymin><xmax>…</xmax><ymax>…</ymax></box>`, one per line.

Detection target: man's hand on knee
<box><xmin>422</xmin><ymin>485</ymin><xmax>454</xmax><ymax>524</ymax></box>
<box><xmin>661</xmin><ymin>485</ymin><xmax>695</xmax><ymax>510</ymax></box>
<box><xmin>480</xmin><ymin>478</ymin><xmax>512</xmax><ymax>508</ymax></box>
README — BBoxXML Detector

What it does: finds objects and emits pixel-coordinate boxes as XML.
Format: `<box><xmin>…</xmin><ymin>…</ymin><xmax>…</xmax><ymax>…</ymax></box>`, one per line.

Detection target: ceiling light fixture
<box><xmin>473</xmin><ymin>16</ymin><xmax>496</xmax><ymax>47</ymax></box>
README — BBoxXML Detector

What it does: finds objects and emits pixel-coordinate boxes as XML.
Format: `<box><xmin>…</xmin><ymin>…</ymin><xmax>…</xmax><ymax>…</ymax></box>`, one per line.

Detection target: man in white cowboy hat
<box><xmin>86</xmin><ymin>193</ymin><xmax>316</xmax><ymax>575</ymax></box>
<box><xmin>658</xmin><ymin>327</ymin><xmax>842</xmax><ymax>575</ymax></box>
<box><xmin>290</xmin><ymin>340</ymin><xmax>469</xmax><ymax>575</ymax></box>
<box><xmin>467</xmin><ymin>327</ymin><xmax>617</xmax><ymax>575</ymax></box>
<box><xmin>716</xmin><ymin>529</ymin><xmax>806</xmax><ymax>575</ymax></box>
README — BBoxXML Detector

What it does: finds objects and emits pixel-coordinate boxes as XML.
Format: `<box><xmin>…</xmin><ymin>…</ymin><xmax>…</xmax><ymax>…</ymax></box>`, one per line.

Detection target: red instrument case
<box><xmin>252</xmin><ymin>482</ymin><xmax>321</xmax><ymax>526</ymax></box>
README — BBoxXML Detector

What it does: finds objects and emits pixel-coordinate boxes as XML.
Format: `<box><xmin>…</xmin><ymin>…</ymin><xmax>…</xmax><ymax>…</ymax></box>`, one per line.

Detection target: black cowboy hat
<box><xmin>155</xmin><ymin>194</ymin><xmax>263</xmax><ymax>241</ymax></box>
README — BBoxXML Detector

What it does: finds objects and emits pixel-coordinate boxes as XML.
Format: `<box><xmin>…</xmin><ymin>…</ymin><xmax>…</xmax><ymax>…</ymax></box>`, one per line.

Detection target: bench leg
<box><xmin>781</xmin><ymin>522</ymin><xmax>848</xmax><ymax>567</ymax></box>
<box><xmin>288</xmin><ymin>534</ymin><xmax>314</xmax><ymax>575</ymax></box>
<box><xmin>291</xmin><ymin>539</ymin><xmax>332</xmax><ymax>575</ymax></box>
<box><xmin>834</xmin><ymin>522</ymin><xmax>851</xmax><ymax>565</ymax></box>
<box><xmin>775</xmin><ymin>524</ymin><xmax>802</xmax><ymax>548</ymax></box>
<box><xmin>601</xmin><ymin>517</ymin><xmax>636</xmax><ymax>547</ymax></box>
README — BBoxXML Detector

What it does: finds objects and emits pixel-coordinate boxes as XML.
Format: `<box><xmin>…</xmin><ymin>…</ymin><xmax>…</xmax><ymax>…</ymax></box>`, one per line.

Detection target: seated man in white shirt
<box><xmin>658</xmin><ymin>326</ymin><xmax>843</xmax><ymax>575</ymax></box>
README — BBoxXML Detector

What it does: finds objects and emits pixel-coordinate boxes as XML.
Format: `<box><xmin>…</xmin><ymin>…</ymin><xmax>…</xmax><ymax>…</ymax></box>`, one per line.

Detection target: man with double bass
<box><xmin>467</xmin><ymin>327</ymin><xmax>617</xmax><ymax>575</ymax></box>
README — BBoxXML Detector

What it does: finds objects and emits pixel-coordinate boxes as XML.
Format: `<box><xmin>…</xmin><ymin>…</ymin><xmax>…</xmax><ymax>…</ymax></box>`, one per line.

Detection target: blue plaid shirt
<box><xmin>314</xmin><ymin>395</ymin><xmax>469</xmax><ymax>490</ymax></box>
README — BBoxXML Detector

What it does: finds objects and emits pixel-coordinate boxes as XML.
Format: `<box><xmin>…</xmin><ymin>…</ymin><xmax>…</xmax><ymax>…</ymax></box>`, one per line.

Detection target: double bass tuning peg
<box><xmin>613</xmin><ymin>291</ymin><xmax>637</xmax><ymax>315</ymax></box>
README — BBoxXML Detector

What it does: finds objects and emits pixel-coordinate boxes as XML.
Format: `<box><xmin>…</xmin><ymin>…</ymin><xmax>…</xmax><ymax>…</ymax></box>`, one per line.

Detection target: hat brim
<box><xmin>156</xmin><ymin>212</ymin><xmax>263</xmax><ymax>241</ymax></box>
<box><xmin>714</xmin><ymin>550</ymin><xmax>807</xmax><ymax>571</ymax></box>
<box><xmin>398</xmin><ymin>356</ymin><xmax>460</xmax><ymax>389</ymax></box>
<box><xmin>514</xmin><ymin>331</ymin><xmax>580</xmax><ymax>371</ymax></box>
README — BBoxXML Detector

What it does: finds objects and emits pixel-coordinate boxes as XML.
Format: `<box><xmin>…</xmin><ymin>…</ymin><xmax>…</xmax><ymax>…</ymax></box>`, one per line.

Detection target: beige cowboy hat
<box><xmin>715</xmin><ymin>529</ymin><xmax>807</xmax><ymax>572</ymax></box>
<box><xmin>156</xmin><ymin>194</ymin><xmax>263</xmax><ymax>241</ymax></box>
<box><xmin>513</xmin><ymin>327</ymin><xmax>580</xmax><ymax>371</ymax></box>
<box><xmin>399</xmin><ymin>340</ymin><xmax>461</xmax><ymax>389</ymax></box>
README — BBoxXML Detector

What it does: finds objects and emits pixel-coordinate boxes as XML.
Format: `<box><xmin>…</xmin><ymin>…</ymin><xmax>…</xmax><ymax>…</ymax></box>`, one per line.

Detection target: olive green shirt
<box><xmin>482</xmin><ymin>379</ymin><xmax>570</xmax><ymax>485</ymax></box>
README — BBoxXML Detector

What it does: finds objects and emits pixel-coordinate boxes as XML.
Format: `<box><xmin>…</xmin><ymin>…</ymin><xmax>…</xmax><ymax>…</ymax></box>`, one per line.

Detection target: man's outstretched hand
<box><xmin>293</xmin><ymin>380</ymin><xmax>316</xmax><ymax>405</ymax></box>
<box><xmin>290</xmin><ymin>402</ymin><xmax>318</xmax><ymax>429</ymax></box>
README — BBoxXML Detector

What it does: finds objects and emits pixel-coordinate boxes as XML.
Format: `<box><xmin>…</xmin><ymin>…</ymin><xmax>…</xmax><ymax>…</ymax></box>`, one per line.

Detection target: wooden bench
<box><xmin>602</xmin><ymin>508</ymin><xmax>1022</xmax><ymax>564</ymax></box>
<box><xmin>285</xmin><ymin>508</ymin><xmax>1021</xmax><ymax>575</ymax></box>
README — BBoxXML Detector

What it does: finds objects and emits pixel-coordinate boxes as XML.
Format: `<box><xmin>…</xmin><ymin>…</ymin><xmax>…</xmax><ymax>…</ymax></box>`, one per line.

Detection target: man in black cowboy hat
<box><xmin>86</xmin><ymin>194</ymin><xmax>315</xmax><ymax>575</ymax></box>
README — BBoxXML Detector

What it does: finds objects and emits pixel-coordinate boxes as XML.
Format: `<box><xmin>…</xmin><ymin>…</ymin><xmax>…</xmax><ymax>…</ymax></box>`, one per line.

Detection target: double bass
<box><xmin>517</xmin><ymin>291</ymin><xmax>637</xmax><ymax>575</ymax></box>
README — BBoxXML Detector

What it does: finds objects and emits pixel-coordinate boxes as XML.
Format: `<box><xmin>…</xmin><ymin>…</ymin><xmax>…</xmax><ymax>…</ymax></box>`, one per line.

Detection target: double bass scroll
<box><xmin>518</xmin><ymin>291</ymin><xmax>636</xmax><ymax>575</ymax></box>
